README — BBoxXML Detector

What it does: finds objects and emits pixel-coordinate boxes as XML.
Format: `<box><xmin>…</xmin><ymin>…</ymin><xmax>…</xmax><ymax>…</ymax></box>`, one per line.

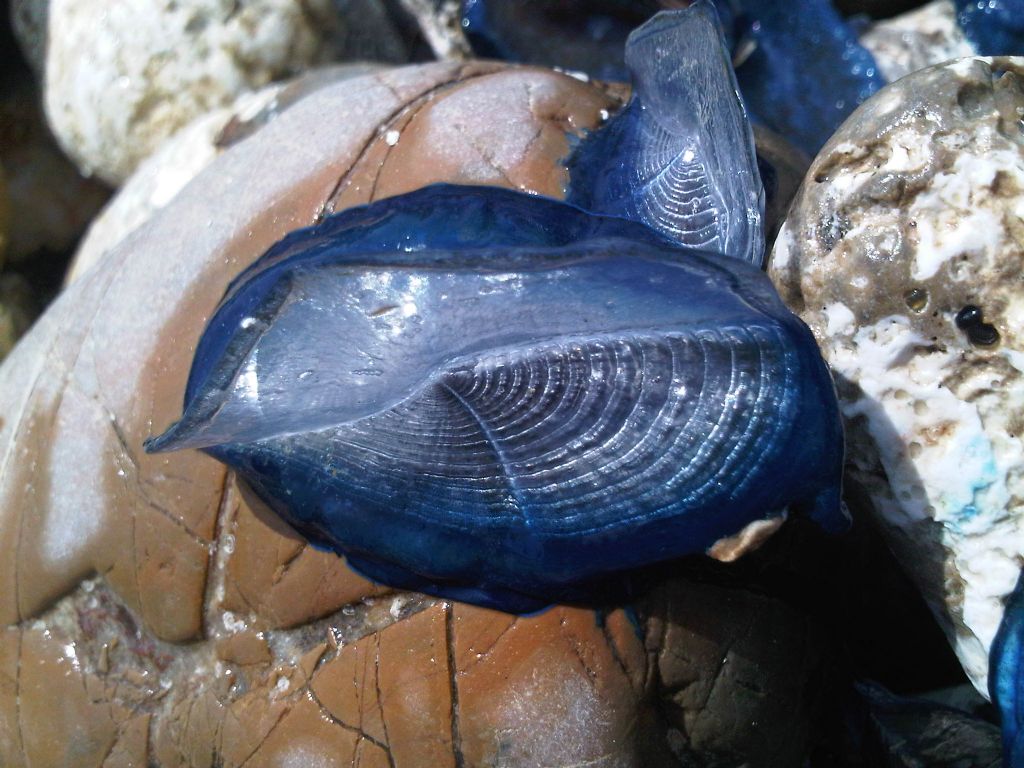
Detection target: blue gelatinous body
<box><xmin>569</xmin><ymin>4</ymin><xmax>765</xmax><ymax>266</ymax></box>
<box><xmin>461</xmin><ymin>0</ymin><xmax>653</xmax><ymax>81</ymax></box>
<box><xmin>992</xmin><ymin>569</ymin><xmax>1024</xmax><ymax>766</ymax></box>
<box><xmin>955</xmin><ymin>0</ymin><xmax>1024</xmax><ymax>56</ymax></box>
<box><xmin>717</xmin><ymin>0</ymin><xmax>884</xmax><ymax>153</ymax></box>
<box><xmin>146</xmin><ymin>184</ymin><xmax>846</xmax><ymax>613</ymax></box>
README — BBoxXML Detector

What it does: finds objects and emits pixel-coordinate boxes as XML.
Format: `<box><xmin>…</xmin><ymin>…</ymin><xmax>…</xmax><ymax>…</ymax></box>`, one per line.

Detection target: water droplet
<box><xmin>904</xmin><ymin>288</ymin><xmax>928</xmax><ymax>312</ymax></box>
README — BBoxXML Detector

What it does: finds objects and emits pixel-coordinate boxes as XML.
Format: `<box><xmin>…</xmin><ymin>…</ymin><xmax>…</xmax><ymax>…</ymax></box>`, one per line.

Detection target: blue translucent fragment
<box><xmin>955</xmin><ymin>0</ymin><xmax>1024</xmax><ymax>56</ymax></box>
<box><xmin>992</xmin><ymin>569</ymin><xmax>1024</xmax><ymax>766</ymax></box>
<box><xmin>718</xmin><ymin>0</ymin><xmax>884</xmax><ymax>153</ymax></box>
<box><xmin>462</xmin><ymin>0</ymin><xmax>882</xmax><ymax>160</ymax></box>
<box><xmin>568</xmin><ymin>3</ymin><xmax>765</xmax><ymax>266</ymax></box>
<box><xmin>461</xmin><ymin>0</ymin><xmax>652</xmax><ymax>81</ymax></box>
<box><xmin>146</xmin><ymin>184</ymin><xmax>846</xmax><ymax>613</ymax></box>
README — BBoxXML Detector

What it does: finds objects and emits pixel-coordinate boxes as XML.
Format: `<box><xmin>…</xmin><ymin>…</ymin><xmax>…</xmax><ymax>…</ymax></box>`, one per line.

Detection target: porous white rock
<box><xmin>24</xmin><ymin>0</ymin><xmax>342</xmax><ymax>185</ymax></box>
<box><xmin>860</xmin><ymin>0</ymin><xmax>976</xmax><ymax>84</ymax></box>
<box><xmin>769</xmin><ymin>57</ymin><xmax>1024</xmax><ymax>697</ymax></box>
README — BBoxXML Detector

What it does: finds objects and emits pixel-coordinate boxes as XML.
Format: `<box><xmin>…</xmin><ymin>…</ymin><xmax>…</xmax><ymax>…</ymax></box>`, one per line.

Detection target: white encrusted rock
<box><xmin>25</xmin><ymin>0</ymin><xmax>342</xmax><ymax>185</ymax></box>
<box><xmin>860</xmin><ymin>0</ymin><xmax>976</xmax><ymax>83</ymax></box>
<box><xmin>769</xmin><ymin>56</ymin><xmax>1024</xmax><ymax>698</ymax></box>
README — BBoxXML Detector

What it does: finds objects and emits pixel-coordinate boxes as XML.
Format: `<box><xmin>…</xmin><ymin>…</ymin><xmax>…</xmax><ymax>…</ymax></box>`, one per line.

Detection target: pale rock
<box><xmin>68</xmin><ymin>65</ymin><xmax>382</xmax><ymax>283</ymax></box>
<box><xmin>392</xmin><ymin>0</ymin><xmax>470</xmax><ymax>60</ymax></box>
<box><xmin>769</xmin><ymin>56</ymin><xmax>1024</xmax><ymax>698</ymax></box>
<box><xmin>860</xmin><ymin>0</ymin><xmax>976</xmax><ymax>83</ymax></box>
<box><xmin>24</xmin><ymin>0</ymin><xmax>343</xmax><ymax>185</ymax></box>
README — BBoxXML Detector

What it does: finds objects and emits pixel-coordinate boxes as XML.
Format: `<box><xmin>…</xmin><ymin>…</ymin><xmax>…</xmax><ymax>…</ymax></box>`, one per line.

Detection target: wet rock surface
<box><xmin>769</xmin><ymin>56</ymin><xmax>1024</xmax><ymax>699</ymax></box>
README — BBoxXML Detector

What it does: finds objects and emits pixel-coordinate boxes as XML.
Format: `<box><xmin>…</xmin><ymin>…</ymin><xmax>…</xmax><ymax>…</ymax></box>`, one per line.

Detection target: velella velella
<box><xmin>567</xmin><ymin>4</ymin><xmax>764</xmax><ymax>266</ymax></box>
<box><xmin>992</xmin><ymin>571</ymin><xmax>1024</xmax><ymax>766</ymax></box>
<box><xmin>146</xmin><ymin>185</ymin><xmax>845</xmax><ymax>612</ymax></box>
<box><xmin>716</xmin><ymin>0</ymin><xmax>884</xmax><ymax>153</ymax></box>
<box><xmin>145</xmin><ymin>3</ymin><xmax>846</xmax><ymax>613</ymax></box>
<box><xmin>461</xmin><ymin>0</ymin><xmax>884</xmax><ymax>154</ymax></box>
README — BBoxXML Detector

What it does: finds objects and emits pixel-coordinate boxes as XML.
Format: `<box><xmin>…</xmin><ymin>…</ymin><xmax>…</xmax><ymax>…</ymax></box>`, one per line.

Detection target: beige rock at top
<box><xmin>769</xmin><ymin>56</ymin><xmax>1024</xmax><ymax>697</ymax></box>
<box><xmin>31</xmin><ymin>0</ymin><xmax>342</xmax><ymax>185</ymax></box>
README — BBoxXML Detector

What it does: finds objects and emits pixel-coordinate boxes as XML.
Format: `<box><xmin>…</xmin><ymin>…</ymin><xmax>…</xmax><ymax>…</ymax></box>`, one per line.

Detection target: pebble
<box><xmin>769</xmin><ymin>55</ymin><xmax>1024</xmax><ymax>699</ymax></box>
<box><xmin>860</xmin><ymin>0</ymin><xmax>976</xmax><ymax>83</ymax></box>
<box><xmin>17</xmin><ymin>0</ymin><xmax>344</xmax><ymax>184</ymax></box>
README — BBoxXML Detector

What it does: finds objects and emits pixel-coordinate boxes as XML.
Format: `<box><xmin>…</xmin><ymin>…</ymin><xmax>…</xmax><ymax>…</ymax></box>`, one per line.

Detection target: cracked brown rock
<box><xmin>66</xmin><ymin>64</ymin><xmax>386</xmax><ymax>285</ymax></box>
<box><xmin>0</xmin><ymin>62</ymin><xmax>830</xmax><ymax>766</ymax></box>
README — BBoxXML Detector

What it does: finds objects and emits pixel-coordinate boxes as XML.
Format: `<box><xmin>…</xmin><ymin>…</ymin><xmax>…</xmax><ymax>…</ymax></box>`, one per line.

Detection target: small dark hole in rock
<box><xmin>957</xmin><ymin>82</ymin><xmax>992</xmax><ymax>118</ymax></box>
<box><xmin>904</xmin><ymin>288</ymin><xmax>927</xmax><ymax>312</ymax></box>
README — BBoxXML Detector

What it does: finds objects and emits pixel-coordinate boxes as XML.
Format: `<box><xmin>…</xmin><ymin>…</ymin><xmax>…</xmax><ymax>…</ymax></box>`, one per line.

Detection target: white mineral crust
<box><xmin>769</xmin><ymin>57</ymin><xmax>1024</xmax><ymax>696</ymax></box>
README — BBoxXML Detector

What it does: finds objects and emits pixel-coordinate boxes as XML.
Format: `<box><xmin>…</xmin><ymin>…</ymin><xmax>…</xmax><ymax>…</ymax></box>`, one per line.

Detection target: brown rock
<box><xmin>221</xmin><ymin>480</ymin><xmax>386</xmax><ymax>630</ymax></box>
<box><xmin>215</xmin><ymin>630</ymin><xmax>271</xmax><ymax>667</ymax></box>
<box><xmin>0</xmin><ymin>60</ymin><xmax>829</xmax><ymax>766</ymax></box>
<box><xmin>642</xmin><ymin>580</ymin><xmax>829</xmax><ymax>767</ymax></box>
<box><xmin>15</xmin><ymin>628</ymin><xmax>122</xmax><ymax>766</ymax></box>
